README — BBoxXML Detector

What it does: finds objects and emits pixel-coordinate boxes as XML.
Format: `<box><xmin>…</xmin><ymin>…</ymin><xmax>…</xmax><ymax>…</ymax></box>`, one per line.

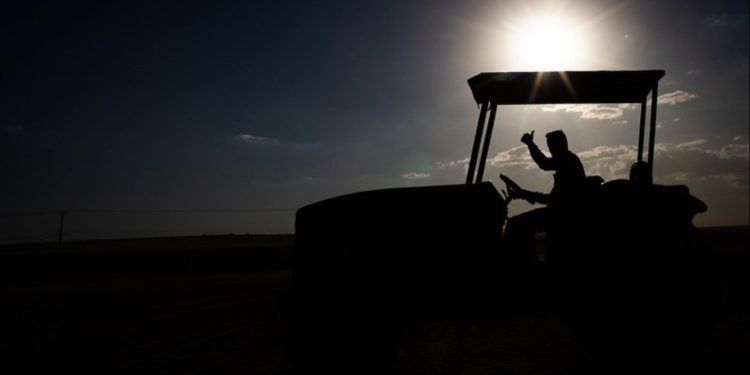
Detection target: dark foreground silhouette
<box><xmin>289</xmin><ymin>174</ymin><xmax>717</xmax><ymax>374</ymax></box>
<box><xmin>1</xmin><ymin>229</ymin><xmax>746</xmax><ymax>374</ymax></box>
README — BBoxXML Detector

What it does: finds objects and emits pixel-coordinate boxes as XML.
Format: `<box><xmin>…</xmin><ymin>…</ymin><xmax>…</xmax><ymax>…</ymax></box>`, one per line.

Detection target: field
<box><xmin>2</xmin><ymin>227</ymin><xmax>748</xmax><ymax>374</ymax></box>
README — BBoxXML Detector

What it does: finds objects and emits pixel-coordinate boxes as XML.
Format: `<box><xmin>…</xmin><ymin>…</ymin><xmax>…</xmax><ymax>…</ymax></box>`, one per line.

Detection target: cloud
<box><xmin>577</xmin><ymin>141</ymin><xmax>749</xmax><ymax>187</ymax></box>
<box><xmin>438</xmin><ymin>141</ymin><xmax>749</xmax><ymax>189</ymax></box>
<box><xmin>435</xmin><ymin>158</ymin><xmax>468</xmax><ymax>169</ymax></box>
<box><xmin>669</xmin><ymin>140</ymin><xmax>748</xmax><ymax>160</ymax></box>
<box><xmin>539</xmin><ymin>104</ymin><xmax>624</xmax><ymax>120</ymax></box>
<box><xmin>720</xmin><ymin>144</ymin><xmax>750</xmax><ymax>160</ymax></box>
<box><xmin>579</xmin><ymin>106</ymin><xmax>623</xmax><ymax>120</ymax></box>
<box><xmin>733</xmin><ymin>136</ymin><xmax>743</xmax><ymax>141</ymax></box>
<box><xmin>488</xmin><ymin>146</ymin><xmax>532</xmax><ymax>167</ymax></box>
<box><xmin>675</xmin><ymin>139</ymin><xmax>707</xmax><ymax>150</ymax></box>
<box><xmin>577</xmin><ymin>145</ymin><xmax>638</xmax><ymax>179</ymax></box>
<box><xmin>579</xmin><ymin>145</ymin><xmax>637</xmax><ymax>161</ymax></box>
<box><xmin>657</xmin><ymin>90</ymin><xmax>698</xmax><ymax>105</ymax></box>
<box><xmin>235</xmin><ymin>133</ymin><xmax>278</xmax><ymax>144</ymax></box>
<box><xmin>402</xmin><ymin>172</ymin><xmax>430</xmax><ymax>180</ymax></box>
<box><xmin>437</xmin><ymin>147</ymin><xmax>534</xmax><ymax>177</ymax></box>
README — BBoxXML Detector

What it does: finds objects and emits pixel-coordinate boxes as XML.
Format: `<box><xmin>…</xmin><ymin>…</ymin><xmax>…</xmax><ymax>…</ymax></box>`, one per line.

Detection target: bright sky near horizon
<box><xmin>1</xmin><ymin>0</ymin><xmax>748</xmax><ymax>242</ymax></box>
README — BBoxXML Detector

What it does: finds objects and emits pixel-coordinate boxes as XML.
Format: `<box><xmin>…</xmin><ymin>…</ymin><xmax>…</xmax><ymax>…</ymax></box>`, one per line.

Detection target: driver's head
<box><xmin>546</xmin><ymin>130</ymin><xmax>568</xmax><ymax>156</ymax></box>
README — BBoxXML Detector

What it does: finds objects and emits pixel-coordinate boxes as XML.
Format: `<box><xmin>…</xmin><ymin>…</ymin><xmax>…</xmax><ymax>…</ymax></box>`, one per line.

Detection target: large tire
<box><xmin>547</xmin><ymin>181</ymin><xmax>718</xmax><ymax>367</ymax></box>
<box><xmin>287</xmin><ymin>182</ymin><xmax>506</xmax><ymax>373</ymax></box>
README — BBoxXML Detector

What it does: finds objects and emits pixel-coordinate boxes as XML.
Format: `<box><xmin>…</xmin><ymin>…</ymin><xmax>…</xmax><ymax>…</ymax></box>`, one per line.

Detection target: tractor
<box><xmin>284</xmin><ymin>71</ymin><xmax>716</xmax><ymax>373</ymax></box>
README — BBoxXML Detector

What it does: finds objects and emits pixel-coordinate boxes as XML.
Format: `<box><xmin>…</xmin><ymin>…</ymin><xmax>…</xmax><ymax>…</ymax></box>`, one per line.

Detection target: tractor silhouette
<box><xmin>284</xmin><ymin>71</ymin><xmax>716</xmax><ymax>373</ymax></box>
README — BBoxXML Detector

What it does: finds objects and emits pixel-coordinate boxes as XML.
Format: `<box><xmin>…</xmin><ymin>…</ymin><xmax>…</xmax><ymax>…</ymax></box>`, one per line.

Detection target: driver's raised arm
<box><xmin>521</xmin><ymin>131</ymin><xmax>556</xmax><ymax>171</ymax></box>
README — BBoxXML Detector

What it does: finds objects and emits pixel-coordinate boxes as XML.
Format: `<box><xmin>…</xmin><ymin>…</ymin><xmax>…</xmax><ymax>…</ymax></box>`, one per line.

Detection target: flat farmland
<box><xmin>2</xmin><ymin>228</ymin><xmax>747</xmax><ymax>374</ymax></box>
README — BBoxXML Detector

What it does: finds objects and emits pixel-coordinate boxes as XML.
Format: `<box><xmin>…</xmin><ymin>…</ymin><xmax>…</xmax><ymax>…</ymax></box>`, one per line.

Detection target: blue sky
<box><xmin>1</xmin><ymin>0</ymin><xmax>747</xmax><ymax>241</ymax></box>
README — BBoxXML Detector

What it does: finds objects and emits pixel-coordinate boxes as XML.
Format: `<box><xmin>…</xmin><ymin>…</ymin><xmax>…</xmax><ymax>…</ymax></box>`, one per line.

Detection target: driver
<box><xmin>501</xmin><ymin>130</ymin><xmax>586</xmax><ymax>267</ymax></box>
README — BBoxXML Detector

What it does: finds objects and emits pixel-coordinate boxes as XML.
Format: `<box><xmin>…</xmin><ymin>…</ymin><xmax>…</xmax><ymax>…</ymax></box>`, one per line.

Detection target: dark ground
<box><xmin>2</xmin><ymin>227</ymin><xmax>748</xmax><ymax>374</ymax></box>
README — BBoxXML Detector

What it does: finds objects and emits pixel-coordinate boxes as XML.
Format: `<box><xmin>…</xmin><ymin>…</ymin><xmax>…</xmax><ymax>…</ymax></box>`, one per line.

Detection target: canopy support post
<box><xmin>647</xmin><ymin>83</ymin><xmax>659</xmax><ymax>180</ymax></box>
<box><xmin>637</xmin><ymin>97</ymin><xmax>647</xmax><ymax>162</ymax></box>
<box><xmin>466</xmin><ymin>101</ymin><xmax>489</xmax><ymax>184</ymax></box>
<box><xmin>475</xmin><ymin>103</ymin><xmax>497</xmax><ymax>183</ymax></box>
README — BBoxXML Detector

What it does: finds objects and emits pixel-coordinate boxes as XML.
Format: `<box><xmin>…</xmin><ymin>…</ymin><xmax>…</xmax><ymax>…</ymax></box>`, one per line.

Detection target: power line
<box><xmin>0</xmin><ymin>233</ymin><xmax>56</xmax><ymax>242</ymax></box>
<box><xmin>0</xmin><ymin>208</ymin><xmax>297</xmax><ymax>217</ymax></box>
<box><xmin>74</xmin><ymin>208</ymin><xmax>296</xmax><ymax>213</ymax></box>
<box><xmin>0</xmin><ymin>211</ymin><xmax>59</xmax><ymax>218</ymax></box>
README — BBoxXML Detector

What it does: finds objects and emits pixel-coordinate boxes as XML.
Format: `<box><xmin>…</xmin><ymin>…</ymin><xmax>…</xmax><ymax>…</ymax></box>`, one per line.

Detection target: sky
<box><xmin>1</xmin><ymin>0</ymin><xmax>748</xmax><ymax>242</ymax></box>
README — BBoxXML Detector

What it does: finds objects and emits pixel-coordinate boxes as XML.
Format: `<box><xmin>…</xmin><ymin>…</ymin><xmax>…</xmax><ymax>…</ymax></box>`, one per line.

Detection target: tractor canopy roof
<box><xmin>468</xmin><ymin>70</ymin><xmax>665</xmax><ymax>105</ymax></box>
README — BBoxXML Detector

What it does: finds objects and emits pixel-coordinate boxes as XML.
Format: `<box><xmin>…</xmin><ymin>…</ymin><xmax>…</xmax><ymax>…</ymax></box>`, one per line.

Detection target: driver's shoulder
<box><xmin>564</xmin><ymin>150</ymin><xmax>583</xmax><ymax>162</ymax></box>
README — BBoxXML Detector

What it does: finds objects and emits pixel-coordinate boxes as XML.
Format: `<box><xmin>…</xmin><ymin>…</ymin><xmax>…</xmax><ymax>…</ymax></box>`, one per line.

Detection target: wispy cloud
<box><xmin>437</xmin><ymin>141</ymin><xmax>749</xmax><ymax>189</ymax></box>
<box><xmin>435</xmin><ymin>158</ymin><xmax>468</xmax><ymax>169</ymax></box>
<box><xmin>488</xmin><ymin>146</ymin><xmax>532</xmax><ymax>167</ymax></box>
<box><xmin>402</xmin><ymin>172</ymin><xmax>430</xmax><ymax>180</ymax></box>
<box><xmin>657</xmin><ymin>90</ymin><xmax>698</xmax><ymax>105</ymax></box>
<box><xmin>578</xmin><ymin>141</ymin><xmax>749</xmax><ymax>186</ymax></box>
<box><xmin>533</xmin><ymin>95</ymin><xmax>697</xmax><ymax>120</ymax></box>
<box><xmin>578</xmin><ymin>145</ymin><xmax>637</xmax><ymax>161</ymax></box>
<box><xmin>719</xmin><ymin>144</ymin><xmax>750</xmax><ymax>160</ymax></box>
<box><xmin>675</xmin><ymin>139</ymin><xmax>708</xmax><ymax>150</ymax></box>
<box><xmin>235</xmin><ymin>133</ymin><xmax>278</xmax><ymax>144</ymax></box>
<box><xmin>538</xmin><ymin>104</ymin><xmax>624</xmax><ymax>120</ymax></box>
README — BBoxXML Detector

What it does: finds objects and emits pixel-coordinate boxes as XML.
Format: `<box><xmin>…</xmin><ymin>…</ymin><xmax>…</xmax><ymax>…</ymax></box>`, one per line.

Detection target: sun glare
<box><xmin>505</xmin><ymin>13</ymin><xmax>589</xmax><ymax>70</ymax></box>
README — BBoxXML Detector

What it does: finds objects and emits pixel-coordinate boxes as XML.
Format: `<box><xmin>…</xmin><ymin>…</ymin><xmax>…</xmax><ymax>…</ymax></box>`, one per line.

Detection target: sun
<box><xmin>504</xmin><ymin>13</ymin><xmax>589</xmax><ymax>71</ymax></box>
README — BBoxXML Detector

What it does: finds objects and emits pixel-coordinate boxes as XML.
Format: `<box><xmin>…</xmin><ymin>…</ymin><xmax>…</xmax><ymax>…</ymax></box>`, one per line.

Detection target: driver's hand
<box><xmin>521</xmin><ymin>130</ymin><xmax>535</xmax><ymax>145</ymax></box>
<box><xmin>505</xmin><ymin>186</ymin><xmax>524</xmax><ymax>201</ymax></box>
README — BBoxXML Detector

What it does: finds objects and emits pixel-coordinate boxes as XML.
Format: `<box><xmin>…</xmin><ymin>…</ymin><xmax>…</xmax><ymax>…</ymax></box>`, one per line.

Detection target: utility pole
<box><xmin>58</xmin><ymin>210</ymin><xmax>68</xmax><ymax>248</ymax></box>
